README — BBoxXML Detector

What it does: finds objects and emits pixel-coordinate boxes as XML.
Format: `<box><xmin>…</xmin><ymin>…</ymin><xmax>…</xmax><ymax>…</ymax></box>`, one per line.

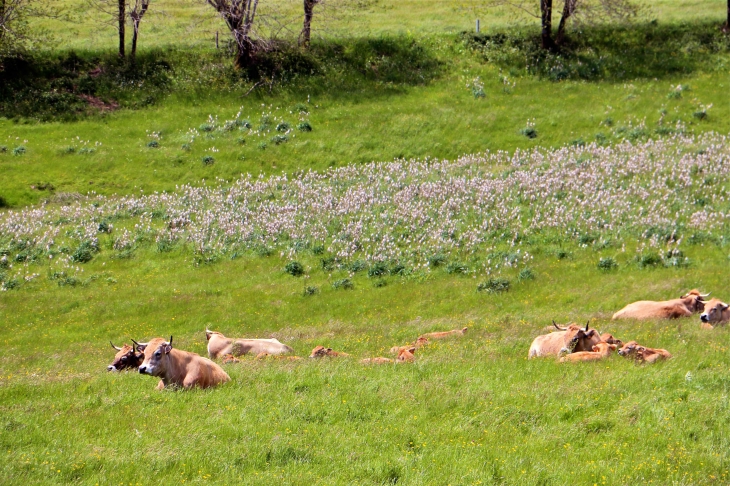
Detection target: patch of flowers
<box><xmin>1</xmin><ymin>133</ymin><xmax>730</xmax><ymax>284</ymax></box>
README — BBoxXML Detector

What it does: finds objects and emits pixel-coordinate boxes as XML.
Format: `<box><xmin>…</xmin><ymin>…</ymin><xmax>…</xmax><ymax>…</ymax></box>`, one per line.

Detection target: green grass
<box><xmin>2</xmin><ymin>2</ymin><xmax>730</xmax><ymax>484</ymax></box>
<box><xmin>1</xmin><ymin>244</ymin><xmax>730</xmax><ymax>484</ymax></box>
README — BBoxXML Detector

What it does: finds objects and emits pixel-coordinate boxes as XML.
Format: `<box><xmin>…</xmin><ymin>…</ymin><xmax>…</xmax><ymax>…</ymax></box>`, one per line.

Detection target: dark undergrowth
<box><xmin>464</xmin><ymin>20</ymin><xmax>730</xmax><ymax>81</ymax></box>
<box><xmin>0</xmin><ymin>36</ymin><xmax>442</xmax><ymax>122</ymax></box>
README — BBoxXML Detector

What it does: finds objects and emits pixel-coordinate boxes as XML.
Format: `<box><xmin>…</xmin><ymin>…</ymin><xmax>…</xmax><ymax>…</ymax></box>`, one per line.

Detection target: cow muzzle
<box><xmin>107</xmin><ymin>365</ymin><xmax>117</xmax><ymax>372</ymax></box>
<box><xmin>700</xmin><ymin>314</ymin><xmax>709</xmax><ymax>322</ymax></box>
<box><xmin>138</xmin><ymin>365</ymin><xmax>149</xmax><ymax>374</ymax></box>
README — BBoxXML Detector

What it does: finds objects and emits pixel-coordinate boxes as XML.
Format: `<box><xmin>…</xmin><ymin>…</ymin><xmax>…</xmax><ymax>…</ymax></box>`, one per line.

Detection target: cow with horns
<box><xmin>107</xmin><ymin>341</ymin><xmax>144</xmax><ymax>372</ymax></box>
<box><xmin>528</xmin><ymin>321</ymin><xmax>602</xmax><ymax>358</ymax></box>
<box><xmin>135</xmin><ymin>336</ymin><xmax>230</xmax><ymax>390</ymax></box>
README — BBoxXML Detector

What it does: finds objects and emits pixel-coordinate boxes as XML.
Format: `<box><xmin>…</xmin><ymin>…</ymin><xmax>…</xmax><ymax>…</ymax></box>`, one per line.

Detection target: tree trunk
<box><xmin>0</xmin><ymin>0</ymin><xmax>5</xmax><ymax>44</ymax></box>
<box><xmin>118</xmin><ymin>0</ymin><xmax>125</xmax><ymax>58</ymax></box>
<box><xmin>556</xmin><ymin>0</ymin><xmax>574</xmax><ymax>46</ymax></box>
<box><xmin>724</xmin><ymin>0</ymin><xmax>730</xmax><ymax>33</ymax></box>
<box><xmin>300</xmin><ymin>0</ymin><xmax>315</xmax><ymax>48</ymax></box>
<box><xmin>540</xmin><ymin>0</ymin><xmax>554</xmax><ymax>50</ymax></box>
<box><xmin>129</xmin><ymin>1</ymin><xmax>150</xmax><ymax>61</ymax></box>
<box><xmin>235</xmin><ymin>39</ymin><xmax>254</xmax><ymax>69</ymax></box>
<box><xmin>131</xmin><ymin>20</ymin><xmax>139</xmax><ymax>59</ymax></box>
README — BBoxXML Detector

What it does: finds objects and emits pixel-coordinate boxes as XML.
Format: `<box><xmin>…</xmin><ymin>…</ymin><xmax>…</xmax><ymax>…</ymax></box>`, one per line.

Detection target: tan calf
<box><xmin>418</xmin><ymin>327</ymin><xmax>467</xmax><ymax>340</ymax></box>
<box><xmin>618</xmin><ymin>341</ymin><xmax>672</xmax><ymax>363</ymax></box>
<box><xmin>599</xmin><ymin>333</ymin><xmax>624</xmax><ymax>348</ymax></box>
<box><xmin>559</xmin><ymin>343</ymin><xmax>617</xmax><ymax>363</ymax></box>
<box><xmin>255</xmin><ymin>352</ymin><xmax>303</xmax><ymax>361</ymax></box>
<box><xmin>390</xmin><ymin>336</ymin><xmax>429</xmax><ymax>355</ymax></box>
<box><xmin>363</xmin><ymin>347</ymin><xmax>416</xmax><ymax>364</ymax></box>
<box><xmin>309</xmin><ymin>346</ymin><xmax>351</xmax><ymax>358</ymax></box>
<box><xmin>136</xmin><ymin>337</ymin><xmax>230</xmax><ymax>390</ymax></box>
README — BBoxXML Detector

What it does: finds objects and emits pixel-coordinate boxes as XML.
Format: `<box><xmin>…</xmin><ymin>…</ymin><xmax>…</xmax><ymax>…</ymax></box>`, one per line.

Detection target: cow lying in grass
<box><xmin>389</xmin><ymin>327</ymin><xmax>466</xmax><ymax>355</ymax></box>
<box><xmin>700</xmin><ymin>298</ymin><xmax>730</xmax><ymax>328</ymax></box>
<box><xmin>612</xmin><ymin>289</ymin><xmax>709</xmax><ymax>320</ymax></box>
<box><xmin>107</xmin><ymin>342</ymin><xmax>144</xmax><ymax>371</ymax></box>
<box><xmin>205</xmin><ymin>329</ymin><xmax>294</xmax><ymax>359</ymax></box>
<box><xmin>617</xmin><ymin>341</ymin><xmax>672</xmax><ymax>363</ymax></box>
<box><xmin>362</xmin><ymin>347</ymin><xmax>416</xmax><ymax>364</ymax></box>
<box><xmin>309</xmin><ymin>346</ymin><xmax>350</xmax><ymax>358</ymax></box>
<box><xmin>528</xmin><ymin>322</ymin><xmax>602</xmax><ymax>358</ymax></box>
<box><xmin>559</xmin><ymin>342</ymin><xmax>617</xmax><ymax>363</ymax></box>
<box><xmin>136</xmin><ymin>336</ymin><xmax>230</xmax><ymax>389</ymax></box>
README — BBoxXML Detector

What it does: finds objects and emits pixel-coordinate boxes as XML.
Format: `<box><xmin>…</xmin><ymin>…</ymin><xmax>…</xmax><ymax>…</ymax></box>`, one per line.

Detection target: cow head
<box><xmin>396</xmin><ymin>347</ymin><xmax>417</xmax><ymax>362</ymax></box>
<box><xmin>309</xmin><ymin>346</ymin><xmax>331</xmax><ymax>358</ymax></box>
<box><xmin>554</xmin><ymin>321</ymin><xmax>602</xmax><ymax>353</ymax></box>
<box><xmin>681</xmin><ymin>290</ymin><xmax>711</xmax><ymax>312</ymax></box>
<box><xmin>700</xmin><ymin>298</ymin><xmax>730</xmax><ymax>324</ymax></box>
<box><xmin>107</xmin><ymin>341</ymin><xmax>144</xmax><ymax>371</ymax></box>
<box><xmin>617</xmin><ymin>341</ymin><xmax>644</xmax><ymax>358</ymax></box>
<box><xmin>592</xmin><ymin>343</ymin><xmax>617</xmax><ymax>354</ymax></box>
<box><xmin>600</xmin><ymin>333</ymin><xmax>624</xmax><ymax>348</ymax></box>
<box><xmin>205</xmin><ymin>329</ymin><xmax>223</xmax><ymax>341</ymax></box>
<box><xmin>136</xmin><ymin>336</ymin><xmax>173</xmax><ymax>377</ymax></box>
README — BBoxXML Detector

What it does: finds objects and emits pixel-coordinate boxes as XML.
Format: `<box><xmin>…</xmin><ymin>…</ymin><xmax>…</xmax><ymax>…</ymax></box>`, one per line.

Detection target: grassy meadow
<box><xmin>2</xmin><ymin>0</ymin><xmax>730</xmax><ymax>484</ymax></box>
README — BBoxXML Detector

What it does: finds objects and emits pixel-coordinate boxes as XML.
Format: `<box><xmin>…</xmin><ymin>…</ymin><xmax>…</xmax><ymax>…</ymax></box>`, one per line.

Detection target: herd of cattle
<box><xmin>106</xmin><ymin>289</ymin><xmax>729</xmax><ymax>390</ymax></box>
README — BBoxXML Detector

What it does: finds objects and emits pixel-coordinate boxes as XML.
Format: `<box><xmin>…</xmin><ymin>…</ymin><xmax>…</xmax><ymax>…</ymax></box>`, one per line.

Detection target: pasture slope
<box><xmin>1</xmin><ymin>1</ymin><xmax>730</xmax><ymax>485</ymax></box>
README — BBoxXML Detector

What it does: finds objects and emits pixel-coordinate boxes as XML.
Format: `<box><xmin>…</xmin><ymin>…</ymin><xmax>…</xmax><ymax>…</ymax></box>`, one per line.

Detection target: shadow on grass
<box><xmin>465</xmin><ymin>20</ymin><xmax>730</xmax><ymax>81</ymax></box>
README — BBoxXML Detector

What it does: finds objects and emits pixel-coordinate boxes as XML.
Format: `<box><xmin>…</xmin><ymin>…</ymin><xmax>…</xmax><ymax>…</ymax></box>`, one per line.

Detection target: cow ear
<box><xmin>163</xmin><ymin>344</ymin><xmax>172</xmax><ymax>354</ymax></box>
<box><xmin>326</xmin><ymin>348</ymin><xmax>333</xmax><ymax>352</ymax></box>
<box><xmin>722</xmin><ymin>303</ymin><xmax>729</xmax><ymax>311</ymax></box>
<box><xmin>133</xmin><ymin>340</ymin><xmax>147</xmax><ymax>352</ymax></box>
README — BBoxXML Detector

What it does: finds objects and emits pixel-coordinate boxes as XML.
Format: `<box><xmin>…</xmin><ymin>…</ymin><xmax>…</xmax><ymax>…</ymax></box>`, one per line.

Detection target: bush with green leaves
<box><xmin>445</xmin><ymin>262</ymin><xmax>468</xmax><ymax>275</ymax></box>
<box><xmin>368</xmin><ymin>262</ymin><xmax>389</xmax><ymax>278</ymax></box>
<box><xmin>202</xmin><ymin>156</ymin><xmax>215</xmax><ymax>165</ymax></box>
<box><xmin>302</xmin><ymin>285</ymin><xmax>319</xmax><ymax>296</ymax></box>
<box><xmin>71</xmin><ymin>241</ymin><xmax>97</xmax><ymax>263</ymax></box>
<box><xmin>349</xmin><ymin>260</ymin><xmax>367</xmax><ymax>273</ymax></box>
<box><xmin>199</xmin><ymin>123</ymin><xmax>215</xmax><ymax>132</ymax></box>
<box><xmin>12</xmin><ymin>146</ymin><xmax>26</xmax><ymax>156</ymax></box>
<box><xmin>635</xmin><ymin>252</ymin><xmax>662</xmax><ymax>268</ymax></box>
<box><xmin>276</xmin><ymin>122</ymin><xmax>290</xmax><ymax>132</ymax></box>
<box><xmin>271</xmin><ymin>135</ymin><xmax>289</xmax><ymax>145</ymax></box>
<box><xmin>519</xmin><ymin>127</ymin><xmax>537</xmax><ymax>139</ymax></box>
<box><xmin>285</xmin><ymin>261</ymin><xmax>305</xmax><ymax>277</ymax></box>
<box><xmin>517</xmin><ymin>267</ymin><xmax>535</xmax><ymax>281</ymax></box>
<box><xmin>297</xmin><ymin>121</ymin><xmax>313</xmax><ymax>132</ymax></box>
<box><xmin>332</xmin><ymin>278</ymin><xmax>354</xmax><ymax>290</ymax></box>
<box><xmin>428</xmin><ymin>253</ymin><xmax>447</xmax><ymax>267</ymax></box>
<box><xmin>597</xmin><ymin>257</ymin><xmax>618</xmax><ymax>271</ymax></box>
<box><xmin>147</xmin><ymin>140</ymin><xmax>160</xmax><ymax>148</ymax></box>
<box><xmin>477</xmin><ymin>277</ymin><xmax>511</xmax><ymax>293</ymax></box>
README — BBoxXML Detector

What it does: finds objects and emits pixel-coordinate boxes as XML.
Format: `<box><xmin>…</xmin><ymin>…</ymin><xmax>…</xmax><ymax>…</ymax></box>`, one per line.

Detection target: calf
<box><xmin>419</xmin><ymin>327</ymin><xmax>467</xmax><ymax>340</ymax></box>
<box><xmin>559</xmin><ymin>342</ymin><xmax>617</xmax><ymax>363</ymax></box>
<box><xmin>390</xmin><ymin>336</ymin><xmax>429</xmax><ymax>355</ymax></box>
<box><xmin>599</xmin><ymin>333</ymin><xmax>624</xmax><ymax>348</ymax></box>
<box><xmin>107</xmin><ymin>342</ymin><xmax>144</xmax><ymax>372</ymax></box>
<box><xmin>700</xmin><ymin>298</ymin><xmax>730</xmax><ymax>328</ymax></box>
<box><xmin>618</xmin><ymin>341</ymin><xmax>672</xmax><ymax>363</ymax></box>
<box><xmin>309</xmin><ymin>346</ymin><xmax>350</xmax><ymax>358</ymax></box>
<box><xmin>136</xmin><ymin>336</ymin><xmax>230</xmax><ymax>389</ymax></box>
<box><xmin>362</xmin><ymin>347</ymin><xmax>416</xmax><ymax>364</ymax></box>
<box><xmin>206</xmin><ymin>329</ymin><xmax>294</xmax><ymax>359</ymax></box>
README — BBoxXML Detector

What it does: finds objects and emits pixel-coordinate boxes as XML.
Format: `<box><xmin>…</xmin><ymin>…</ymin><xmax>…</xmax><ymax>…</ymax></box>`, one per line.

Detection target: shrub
<box><xmin>597</xmin><ymin>257</ymin><xmax>618</xmax><ymax>271</ymax></box>
<box><xmin>297</xmin><ymin>121</ymin><xmax>313</xmax><ymax>132</ymax></box>
<box><xmin>156</xmin><ymin>237</ymin><xmax>177</xmax><ymax>253</ymax></box>
<box><xmin>368</xmin><ymin>262</ymin><xmax>389</xmax><ymax>277</ymax></box>
<box><xmin>199</xmin><ymin>123</ymin><xmax>215</xmax><ymax>132</ymax></box>
<box><xmin>445</xmin><ymin>262</ymin><xmax>468</xmax><ymax>274</ymax></box>
<box><xmin>12</xmin><ymin>146</ymin><xmax>26</xmax><ymax>156</ymax></box>
<box><xmin>570</xmin><ymin>138</ymin><xmax>586</xmax><ymax>147</ymax></box>
<box><xmin>237</xmin><ymin>120</ymin><xmax>252</xmax><ymax>129</ymax></box>
<box><xmin>635</xmin><ymin>252</ymin><xmax>662</xmax><ymax>268</ymax></box>
<box><xmin>147</xmin><ymin>140</ymin><xmax>159</xmax><ymax>148</ymax></box>
<box><xmin>236</xmin><ymin>137</ymin><xmax>246</xmax><ymax>145</ymax></box>
<box><xmin>2</xmin><ymin>278</ymin><xmax>21</xmax><ymax>290</ymax></box>
<box><xmin>0</xmin><ymin>146</ymin><xmax>7</xmax><ymax>153</ymax></box>
<box><xmin>303</xmin><ymin>285</ymin><xmax>319</xmax><ymax>296</ymax></box>
<box><xmin>477</xmin><ymin>277</ymin><xmax>511</xmax><ymax>293</ymax></box>
<box><xmin>201</xmin><ymin>156</ymin><xmax>215</xmax><ymax>165</ymax></box>
<box><xmin>276</xmin><ymin>122</ymin><xmax>290</xmax><ymax>132</ymax></box>
<box><xmin>312</xmin><ymin>245</ymin><xmax>325</xmax><ymax>255</ymax></box>
<box><xmin>517</xmin><ymin>267</ymin><xmax>535</xmax><ymax>281</ymax></box>
<box><xmin>258</xmin><ymin>141</ymin><xmax>268</xmax><ymax>150</ymax></box>
<box><xmin>321</xmin><ymin>257</ymin><xmax>336</xmax><ymax>271</ymax></box>
<box><xmin>78</xmin><ymin>147</ymin><xmax>95</xmax><ymax>154</ymax></box>
<box><xmin>349</xmin><ymin>260</ymin><xmax>367</xmax><ymax>273</ymax></box>
<box><xmin>97</xmin><ymin>220</ymin><xmax>112</xmax><ymax>233</ymax></box>
<box><xmin>390</xmin><ymin>263</ymin><xmax>409</xmax><ymax>276</ymax></box>
<box><xmin>271</xmin><ymin>134</ymin><xmax>289</xmax><ymax>145</ymax></box>
<box><xmin>293</xmin><ymin>103</ymin><xmax>308</xmax><ymax>113</ymax></box>
<box><xmin>61</xmin><ymin>146</ymin><xmax>76</xmax><ymax>154</ymax></box>
<box><xmin>71</xmin><ymin>241</ymin><xmax>97</xmax><ymax>263</ymax></box>
<box><xmin>595</xmin><ymin>133</ymin><xmax>608</xmax><ymax>144</ymax></box>
<box><xmin>285</xmin><ymin>261</ymin><xmax>305</xmax><ymax>277</ymax></box>
<box><xmin>428</xmin><ymin>253</ymin><xmax>447</xmax><ymax>267</ymax></box>
<box><xmin>332</xmin><ymin>278</ymin><xmax>353</xmax><ymax>290</ymax></box>
<box><xmin>519</xmin><ymin>127</ymin><xmax>537</xmax><ymax>139</ymax></box>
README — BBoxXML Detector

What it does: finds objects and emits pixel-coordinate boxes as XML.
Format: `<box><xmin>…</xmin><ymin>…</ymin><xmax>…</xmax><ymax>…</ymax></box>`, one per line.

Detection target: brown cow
<box><xmin>390</xmin><ymin>336</ymin><xmax>429</xmax><ymax>355</ymax></box>
<box><xmin>700</xmin><ymin>298</ymin><xmax>730</xmax><ymax>328</ymax></box>
<box><xmin>599</xmin><ymin>333</ymin><xmax>624</xmax><ymax>348</ymax></box>
<box><xmin>559</xmin><ymin>342</ymin><xmax>617</xmax><ymax>363</ymax></box>
<box><xmin>107</xmin><ymin>342</ymin><xmax>144</xmax><ymax>371</ymax></box>
<box><xmin>362</xmin><ymin>347</ymin><xmax>416</xmax><ymax>364</ymax></box>
<box><xmin>309</xmin><ymin>346</ymin><xmax>351</xmax><ymax>358</ymax></box>
<box><xmin>617</xmin><ymin>341</ymin><xmax>672</xmax><ymax>363</ymax></box>
<box><xmin>206</xmin><ymin>329</ymin><xmax>294</xmax><ymax>360</ymax></box>
<box><xmin>136</xmin><ymin>336</ymin><xmax>230</xmax><ymax>390</ymax></box>
<box><xmin>612</xmin><ymin>289</ymin><xmax>709</xmax><ymax>320</ymax></box>
<box><xmin>419</xmin><ymin>327</ymin><xmax>467</xmax><ymax>340</ymax></box>
<box><xmin>528</xmin><ymin>321</ymin><xmax>602</xmax><ymax>359</ymax></box>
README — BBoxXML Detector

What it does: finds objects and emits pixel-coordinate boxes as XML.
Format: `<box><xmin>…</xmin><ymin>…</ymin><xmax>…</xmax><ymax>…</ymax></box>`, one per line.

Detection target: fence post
<box><xmin>476</xmin><ymin>19</ymin><xmax>480</xmax><ymax>33</ymax></box>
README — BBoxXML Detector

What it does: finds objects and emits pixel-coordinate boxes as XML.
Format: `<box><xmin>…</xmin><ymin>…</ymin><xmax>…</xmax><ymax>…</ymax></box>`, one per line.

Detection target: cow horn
<box><xmin>585</xmin><ymin>321</ymin><xmax>590</xmax><ymax>331</ymax></box>
<box><xmin>552</xmin><ymin>320</ymin><xmax>565</xmax><ymax>331</ymax></box>
<box><xmin>168</xmin><ymin>335</ymin><xmax>173</xmax><ymax>347</ymax></box>
<box><xmin>110</xmin><ymin>341</ymin><xmax>122</xmax><ymax>351</ymax></box>
<box><xmin>700</xmin><ymin>292</ymin><xmax>711</xmax><ymax>298</ymax></box>
<box><xmin>132</xmin><ymin>339</ymin><xmax>147</xmax><ymax>351</ymax></box>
